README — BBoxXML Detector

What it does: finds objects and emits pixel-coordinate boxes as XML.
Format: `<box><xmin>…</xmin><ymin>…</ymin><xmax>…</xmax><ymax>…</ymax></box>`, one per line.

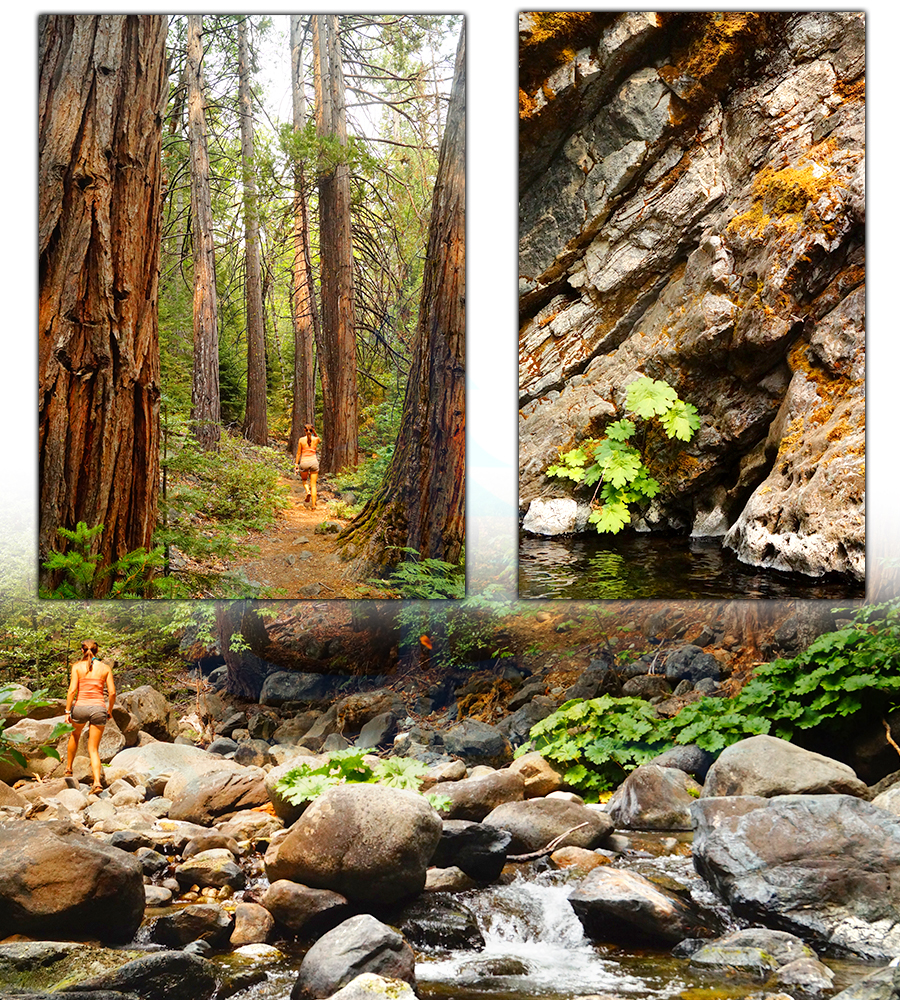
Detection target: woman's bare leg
<box><xmin>87</xmin><ymin>723</ymin><xmax>105</xmax><ymax>789</ymax></box>
<box><xmin>66</xmin><ymin>723</ymin><xmax>85</xmax><ymax>774</ymax></box>
<box><xmin>310</xmin><ymin>471</ymin><xmax>318</xmax><ymax>510</ymax></box>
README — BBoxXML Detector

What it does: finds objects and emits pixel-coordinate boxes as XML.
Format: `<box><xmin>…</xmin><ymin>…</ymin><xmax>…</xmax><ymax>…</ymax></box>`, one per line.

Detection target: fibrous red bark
<box><xmin>39</xmin><ymin>15</ymin><xmax>167</xmax><ymax>589</ymax></box>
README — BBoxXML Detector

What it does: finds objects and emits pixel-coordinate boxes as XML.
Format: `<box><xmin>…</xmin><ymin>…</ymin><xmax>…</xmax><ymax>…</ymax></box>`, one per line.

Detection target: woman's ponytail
<box><xmin>305</xmin><ymin>424</ymin><xmax>314</xmax><ymax>446</ymax></box>
<box><xmin>81</xmin><ymin>640</ymin><xmax>99</xmax><ymax>673</ymax></box>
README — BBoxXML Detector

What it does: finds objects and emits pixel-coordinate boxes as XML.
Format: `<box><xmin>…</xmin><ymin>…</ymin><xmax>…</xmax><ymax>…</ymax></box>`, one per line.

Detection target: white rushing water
<box><xmin>416</xmin><ymin>872</ymin><xmax>687</xmax><ymax>999</ymax></box>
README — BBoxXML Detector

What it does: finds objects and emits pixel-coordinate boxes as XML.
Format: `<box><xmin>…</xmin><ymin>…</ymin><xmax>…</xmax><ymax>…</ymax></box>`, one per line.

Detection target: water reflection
<box><xmin>519</xmin><ymin>533</ymin><xmax>865</xmax><ymax>601</ymax></box>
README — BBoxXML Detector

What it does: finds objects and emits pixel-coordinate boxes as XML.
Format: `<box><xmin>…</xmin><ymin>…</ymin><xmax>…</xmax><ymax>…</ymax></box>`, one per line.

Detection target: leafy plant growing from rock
<box><xmin>276</xmin><ymin>748</ymin><xmax>452</xmax><ymax>811</ymax></box>
<box><xmin>0</xmin><ymin>684</ymin><xmax>71</xmax><ymax>769</ymax></box>
<box><xmin>546</xmin><ymin>376</ymin><xmax>700</xmax><ymax>533</ymax></box>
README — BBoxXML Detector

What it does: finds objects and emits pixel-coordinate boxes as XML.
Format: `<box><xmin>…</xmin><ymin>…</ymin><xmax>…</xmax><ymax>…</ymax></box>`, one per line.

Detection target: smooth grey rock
<box><xmin>428</xmin><ymin>769</ymin><xmax>525</xmax><ymax>822</ymax></box>
<box><xmin>607</xmin><ymin>764</ymin><xmax>702</xmax><ymax>830</ymax></box>
<box><xmin>291</xmin><ymin>914</ymin><xmax>415</xmax><ymax>1000</ymax></box>
<box><xmin>483</xmin><ymin>797</ymin><xmax>613</xmax><ymax>853</ymax></box>
<box><xmin>692</xmin><ymin>794</ymin><xmax>900</xmax><ymax>960</ymax></box>
<box><xmin>702</xmin><ymin>735</ymin><xmax>868</xmax><ymax>798</ymax></box>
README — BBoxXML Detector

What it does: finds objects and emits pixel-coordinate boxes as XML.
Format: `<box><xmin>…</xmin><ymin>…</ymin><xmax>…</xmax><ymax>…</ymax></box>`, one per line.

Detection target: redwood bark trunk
<box><xmin>38</xmin><ymin>14</ymin><xmax>167</xmax><ymax>590</ymax></box>
<box><xmin>239</xmin><ymin>17</ymin><xmax>268</xmax><ymax>446</ymax></box>
<box><xmin>313</xmin><ymin>14</ymin><xmax>358</xmax><ymax>474</ymax></box>
<box><xmin>187</xmin><ymin>14</ymin><xmax>221</xmax><ymax>451</ymax></box>
<box><xmin>339</xmin><ymin>25</ymin><xmax>466</xmax><ymax>576</ymax></box>
<box><xmin>289</xmin><ymin>15</ymin><xmax>319</xmax><ymax>457</ymax></box>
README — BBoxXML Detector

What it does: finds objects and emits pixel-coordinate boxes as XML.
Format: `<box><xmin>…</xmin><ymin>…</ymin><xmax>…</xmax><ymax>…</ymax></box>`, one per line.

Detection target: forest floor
<box><xmin>221</xmin><ymin>473</ymin><xmax>383</xmax><ymax>600</ymax></box>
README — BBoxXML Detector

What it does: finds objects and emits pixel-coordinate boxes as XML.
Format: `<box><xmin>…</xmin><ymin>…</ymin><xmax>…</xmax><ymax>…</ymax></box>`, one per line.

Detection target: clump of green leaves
<box><xmin>275</xmin><ymin>747</ymin><xmax>451</xmax><ymax>811</ymax></box>
<box><xmin>521</xmin><ymin>603</ymin><xmax>900</xmax><ymax>798</ymax></box>
<box><xmin>41</xmin><ymin>522</ymin><xmax>167</xmax><ymax>599</ymax></box>
<box><xmin>547</xmin><ymin>376</ymin><xmax>700</xmax><ymax>533</ymax></box>
<box><xmin>0</xmin><ymin>684</ymin><xmax>71</xmax><ymax>769</ymax></box>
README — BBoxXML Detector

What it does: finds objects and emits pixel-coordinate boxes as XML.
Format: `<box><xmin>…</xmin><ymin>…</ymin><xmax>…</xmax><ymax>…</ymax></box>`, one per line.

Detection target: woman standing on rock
<box><xmin>293</xmin><ymin>423</ymin><xmax>320</xmax><ymax>510</ymax></box>
<box><xmin>65</xmin><ymin>640</ymin><xmax>116</xmax><ymax>794</ymax></box>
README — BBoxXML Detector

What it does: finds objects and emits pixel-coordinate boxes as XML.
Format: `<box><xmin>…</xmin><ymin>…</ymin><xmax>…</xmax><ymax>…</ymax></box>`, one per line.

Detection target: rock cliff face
<box><xmin>519</xmin><ymin>12</ymin><xmax>865</xmax><ymax>580</ymax></box>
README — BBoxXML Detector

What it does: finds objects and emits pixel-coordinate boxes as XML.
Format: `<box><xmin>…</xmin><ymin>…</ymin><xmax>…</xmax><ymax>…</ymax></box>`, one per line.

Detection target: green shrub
<box><xmin>0</xmin><ymin>684</ymin><xmax>71</xmax><ymax>768</ymax></box>
<box><xmin>522</xmin><ymin>603</ymin><xmax>900</xmax><ymax>798</ymax></box>
<box><xmin>275</xmin><ymin>747</ymin><xmax>451</xmax><ymax>811</ymax></box>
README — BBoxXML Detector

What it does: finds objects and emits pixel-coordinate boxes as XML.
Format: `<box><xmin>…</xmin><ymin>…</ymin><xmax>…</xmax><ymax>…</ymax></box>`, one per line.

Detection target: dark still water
<box><xmin>518</xmin><ymin>532</ymin><xmax>865</xmax><ymax>601</ymax></box>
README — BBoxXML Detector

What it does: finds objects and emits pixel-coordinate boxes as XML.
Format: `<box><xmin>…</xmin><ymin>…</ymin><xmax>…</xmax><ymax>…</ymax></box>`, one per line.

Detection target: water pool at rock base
<box><xmin>518</xmin><ymin>533</ymin><xmax>865</xmax><ymax>601</ymax></box>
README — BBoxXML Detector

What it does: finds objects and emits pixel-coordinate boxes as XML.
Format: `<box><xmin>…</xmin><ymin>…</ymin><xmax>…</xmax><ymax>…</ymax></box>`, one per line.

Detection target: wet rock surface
<box><xmin>519</xmin><ymin>11</ymin><xmax>865</xmax><ymax>583</ymax></box>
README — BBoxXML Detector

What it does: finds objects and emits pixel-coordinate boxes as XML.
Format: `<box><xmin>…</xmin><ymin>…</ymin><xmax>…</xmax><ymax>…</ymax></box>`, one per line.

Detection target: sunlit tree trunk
<box><xmin>239</xmin><ymin>16</ymin><xmax>268</xmax><ymax>446</ymax></box>
<box><xmin>38</xmin><ymin>14</ymin><xmax>166</xmax><ymax>591</ymax></box>
<box><xmin>289</xmin><ymin>15</ymin><xmax>319</xmax><ymax>457</ymax></box>
<box><xmin>313</xmin><ymin>14</ymin><xmax>358</xmax><ymax>474</ymax></box>
<box><xmin>187</xmin><ymin>14</ymin><xmax>221</xmax><ymax>451</ymax></box>
<box><xmin>339</xmin><ymin>25</ymin><xmax>466</xmax><ymax>575</ymax></box>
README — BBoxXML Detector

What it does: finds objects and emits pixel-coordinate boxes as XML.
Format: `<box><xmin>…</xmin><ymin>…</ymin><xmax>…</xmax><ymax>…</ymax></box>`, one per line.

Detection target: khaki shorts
<box><xmin>299</xmin><ymin>454</ymin><xmax>319</xmax><ymax>472</ymax></box>
<box><xmin>72</xmin><ymin>704</ymin><xmax>108</xmax><ymax>726</ymax></box>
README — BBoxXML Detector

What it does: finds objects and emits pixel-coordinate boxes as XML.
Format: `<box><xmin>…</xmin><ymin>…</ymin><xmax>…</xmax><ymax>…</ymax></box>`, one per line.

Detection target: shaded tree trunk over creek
<box><xmin>338</xmin><ymin>24</ymin><xmax>466</xmax><ymax>576</ymax></box>
<box><xmin>216</xmin><ymin>601</ymin><xmax>272</xmax><ymax>701</ymax></box>
<box><xmin>38</xmin><ymin>14</ymin><xmax>167</xmax><ymax>591</ymax></box>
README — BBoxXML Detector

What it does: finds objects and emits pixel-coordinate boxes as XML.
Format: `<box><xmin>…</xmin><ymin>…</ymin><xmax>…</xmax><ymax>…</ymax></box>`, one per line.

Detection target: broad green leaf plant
<box><xmin>275</xmin><ymin>747</ymin><xmax>453</xmax><ymax>812</ymax></box>
<box><xmin>546</xmin><ymin>376</ymin><xmax>701</xmax><ymax>533</ymax></box>
<box><xmin>0</xmin><ymin>684</ymin><xmax>71</xmax><ymax>769</ymax></box>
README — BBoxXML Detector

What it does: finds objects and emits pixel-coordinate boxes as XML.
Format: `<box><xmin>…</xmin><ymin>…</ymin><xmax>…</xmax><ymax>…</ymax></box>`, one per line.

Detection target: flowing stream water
<box><xmin>218</xmin><ymin>845</ymin><xmax>877</xmax><ymax>1000</ymax></box>
<box><xmin>518</xmin><ymin>533</ymin><xmax>865</xmax><ymax>601</ymax></box>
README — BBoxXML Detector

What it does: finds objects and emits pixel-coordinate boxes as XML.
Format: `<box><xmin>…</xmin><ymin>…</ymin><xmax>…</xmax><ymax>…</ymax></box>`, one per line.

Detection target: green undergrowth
<box><xmin>158</xmin><ymin>416</ymin><xmax>290</xmax><ymax>563</ymax></box>
<box><xmin>0</xmin><ymin>684</ymin><xmax>71</xmax><ymax>768</ymax></box>
<box><xmin>275</xmin><ymin>747</ymin><xmax>452</xmax><ymax>812</ymax></box>
<box><xmin>521</xmin><ymin>602</ymin><xmax>900</xmax><ymax>799</ymax></box>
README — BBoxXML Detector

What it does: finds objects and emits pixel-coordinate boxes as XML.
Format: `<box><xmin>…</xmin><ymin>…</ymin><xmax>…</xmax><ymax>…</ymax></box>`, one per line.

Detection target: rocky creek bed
<box><xmin>1</xmin><ymin>668</ymin><xmax>899</xmax><ymax>1000</ymax></box>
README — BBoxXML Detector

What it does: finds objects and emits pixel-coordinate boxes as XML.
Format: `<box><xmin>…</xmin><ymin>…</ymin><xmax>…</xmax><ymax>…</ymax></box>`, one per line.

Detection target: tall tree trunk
<box><xmin>38</xmin><ymin>14</ymin><xmax>166</xmax><ymax>591</ymax></box>
<box><xmin>239</xmin><ymin>17</ymin><xmax>268</xmax><ymax>446</ymax></box>
<box><xmin>313</xmin><ymin>14</ymin><xmax>358</xmax><ymax>474</ymax></box>
<box><xmin>289</xmin><ymin>15</ymin><xmax>319</xmax><ymax>457</ymax></box>
<box><xmin>338</xmin><ymin>25</ymin><xmax>466</xmax><ymax>575</ymax></box>
<box><xmin>187</xmin><ymin>14</ymin><xmax>221</xmax><ymax>451</ymax></box>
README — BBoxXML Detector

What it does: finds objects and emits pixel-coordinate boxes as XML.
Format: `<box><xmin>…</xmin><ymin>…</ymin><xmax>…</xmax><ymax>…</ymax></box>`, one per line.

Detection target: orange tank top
<box><xmin>77</xmin><ymin>672</ymin><xmax>107</xmax><ymax>706</ymax></box>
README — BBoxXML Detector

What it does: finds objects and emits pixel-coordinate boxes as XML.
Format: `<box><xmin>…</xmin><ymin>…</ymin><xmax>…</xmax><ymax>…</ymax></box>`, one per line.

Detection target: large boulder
<box><xmin>106</xmin><ymin>743</ymin><xmax>231</xmax><ymax>792</ymax></box>
<box><xmin>260</xmin><ymin>672</ymin><xmax>336</xmax><ymax>708</ymax></box>
<box><xmin>261</xmin><ymin>880</ymin><xmax>350</xmax><ymax>936</ymax></box>
<box><xmin>663</xmin><ymin>646</ymin><xmax>721</xmax><ymax>685</ymax></box>
<box><xmin>430</xmin><ymin>820</ymin><xmax>512</xmax><ymax>883</ymax></box>
<box><xmin>692</xmin><ymin>794</ymin><xmax>900</xmax><ymax>960</ymax></box>
<box><xmin>56</xmin><ymin>950</ymin><xmax>218</xmax><ymax>1000</ymax></box>
<box><xmin>702</xmin><ymin>735</ymin><xmax>869</xmax><ymax>798</ymax></box>
<box><xmin>173</xmin><ymin>849</ymin><xmax>246</xmax><ymax>891</ymax></box>
<box><xmin>483</xmin><ymin>798</ymin><xmax>613</xmax><ymax>853</ymax></box>
<box><xmin>267</xmin><ymin>784</ymin><xmax>442</xmax><ymax>905</ymax></box>
<box><xmin>168</xmin><ymin>767</ymin><xmax>269</xmax><ymax>826</ymax></box>
<box><xmin>324</xmin><ymin>974</ymin><xmax>417</xmax><ymax>1000</ymax></box>
<box><xmin>569</xmin><ymin>867</ymin><xmax>719</xmax><ymax>945</ymax></box>
<box><xmin>265</xmin><ymin>754</ymin><xmax>325</xmax><ymax>825</ymax></box>
<box><xmin>607</xmin><ymin>764</ymin><xmax>702</xmax><ymax>830</ymax></box>
<box><xmin>428</xmin><ymin>769</ymin><xmax>525</xmax><ymax>821</ymax></box>
<box><xmin>116</xmin><ymin>686</ymin><xmax>175</xmax><ymax>741</ymax></box>
<box><xmin>0</xmin><ymin>820</ymin><xmax>145</xmax><ymax>943</ymax></box>
<box><xmin>441</xmin><ymin>720</ymin><xmax>513</xmax><ymax>767</ymax></box>
<box><xmin>506</xmin><ymin>752</ymin><xmax>564</xmax><ymax>797</ymax></box>
<box><xmin>291</xmin><ymin>914</ymin><xmax>415</xmax><ymax>1000</ymax></box>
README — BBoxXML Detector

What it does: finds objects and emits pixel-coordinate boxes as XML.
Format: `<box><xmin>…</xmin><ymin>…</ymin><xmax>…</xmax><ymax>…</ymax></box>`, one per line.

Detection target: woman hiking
<box><xmin>293</xmin><ymin>423</ymin><xmax>321</xmax><ymax>510</ymax></box>
<box><xmin>65</xmin><ymin>640</ymin><xmax>116</xmax><ymax>794</ymax></box>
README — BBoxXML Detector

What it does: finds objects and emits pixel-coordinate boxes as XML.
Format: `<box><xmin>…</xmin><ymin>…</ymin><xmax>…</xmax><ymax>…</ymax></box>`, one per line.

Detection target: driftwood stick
<box><xmin>506</xmin><ymin>822</ymin><xmax>591</xmax><ymax>863</ymax></box>
<box><xmin>884</xmin><ymin>717</ymin><xmax>900</xmax><ymax>759</ymax></box>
